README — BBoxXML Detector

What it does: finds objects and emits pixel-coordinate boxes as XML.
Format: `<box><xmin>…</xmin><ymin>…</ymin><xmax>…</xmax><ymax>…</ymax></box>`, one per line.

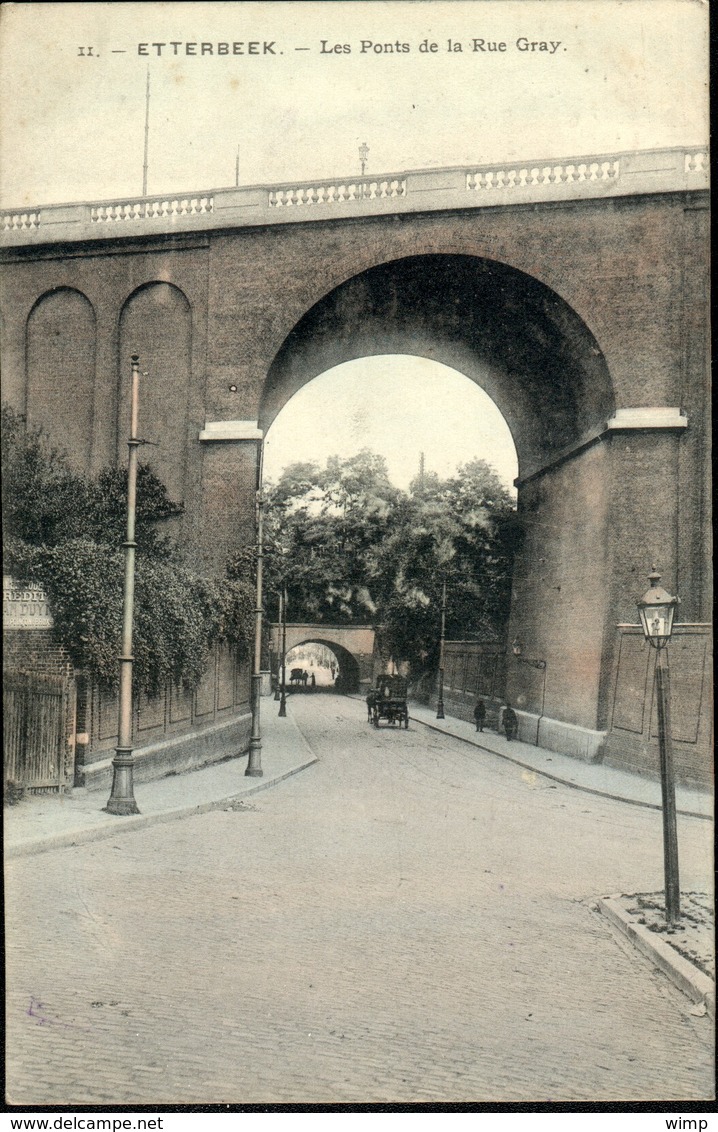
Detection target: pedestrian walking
<box><xmin>310</xmin><ymin>672</ymin><xmax>316</xmax><ymax>690</ymax></box>
<box><xmin>473</xmin><ymin>699</ymin><xmax>486</xmax><ymax>732</ymax></box>
<box><xmin>503</xmin><ymin>704</ymin><xmax>518</xmax><ymax>742</ymax></box>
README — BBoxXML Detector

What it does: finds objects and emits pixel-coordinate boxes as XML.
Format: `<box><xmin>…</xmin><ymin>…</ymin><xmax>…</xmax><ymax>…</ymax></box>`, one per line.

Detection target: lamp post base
<box><xmin>436</xmin><ymin>700</ymin><xmax>445</xmax><ymax>720</ymax></box>
<box><xmin>245</xmin><ymin>738</ymin><xmax>263</xmax><ymax>777</ymax></box>
<box><xmin>104</xmin><ymin>749</ymin><xmax>140</xmax><ymax>815</ymax></box>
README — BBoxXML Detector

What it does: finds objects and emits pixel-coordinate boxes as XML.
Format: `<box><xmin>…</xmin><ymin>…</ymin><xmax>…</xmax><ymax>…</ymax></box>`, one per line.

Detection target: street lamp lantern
<box><xmin>636</xmin><ymin>566</ymin><xmax>681</xmax><ymax>924</ymax></box>
<box><xmin>637</xmin><ymin>567</ymin><xmax>680</xmax><ymax>647</ymax></box>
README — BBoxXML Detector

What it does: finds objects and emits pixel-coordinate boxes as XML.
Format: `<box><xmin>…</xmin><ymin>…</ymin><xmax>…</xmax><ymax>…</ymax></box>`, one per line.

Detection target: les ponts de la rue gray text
<box><xmin>131</xmin><ymin>36</ymin><xmax>566</xmax><ymax>58</ymax></box>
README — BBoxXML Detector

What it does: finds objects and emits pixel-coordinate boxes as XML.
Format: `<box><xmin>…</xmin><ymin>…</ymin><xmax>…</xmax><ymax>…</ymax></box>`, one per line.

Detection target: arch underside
<box><xmin>261</xmin><ymin>254</ymin><xmax>614</xmax><ymax>477</ymax></box>
<box><xmin>284</xmin><ymin>638</ymin><xmax>362</xmax><ymax>693</ymax></box>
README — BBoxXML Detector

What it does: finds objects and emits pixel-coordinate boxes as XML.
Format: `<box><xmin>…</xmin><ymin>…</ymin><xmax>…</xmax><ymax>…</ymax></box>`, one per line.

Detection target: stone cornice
<box><xmin>198</xmin><ymin>420</ymin><xmax>263</xmax><ymax>442</ymax></box>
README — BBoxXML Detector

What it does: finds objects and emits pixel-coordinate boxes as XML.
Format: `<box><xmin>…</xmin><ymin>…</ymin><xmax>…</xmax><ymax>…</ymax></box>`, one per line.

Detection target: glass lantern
<box><xmin>637</xmin><ymin>568</ymin><xmax>680</xmax><ymax>648</ymax></box>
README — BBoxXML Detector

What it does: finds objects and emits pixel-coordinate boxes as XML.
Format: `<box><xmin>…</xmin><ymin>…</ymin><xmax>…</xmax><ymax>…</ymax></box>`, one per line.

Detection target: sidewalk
<box><xmin>407</xmin><ymin>701</ymin><xmax>712</xmax><ymax>821</ymax></box>
<box><xmin>4</xmin><ymin>701</ymin><xmax>318</xmax><ymax>859</ymax></box>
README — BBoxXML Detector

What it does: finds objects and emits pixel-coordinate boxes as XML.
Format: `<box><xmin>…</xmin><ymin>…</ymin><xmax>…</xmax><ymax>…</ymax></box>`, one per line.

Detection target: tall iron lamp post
<box><xmin>278</xmin><ymin>580</ymin><xmax>288</xmax><ymax>718</ymax></box>
<box><xmin>105</xmin><ymin>356</ymin><xmax>143</xmax><ymax>815</ymax></box>
<box><xmin>246</xmin><ymin>446</ymin><xmax>265</xmax><ymax>778</ymax></box>
<box><xmin>436</xmin><ymin>579</ymin><xmax>447</xmax><ymax>719</ymax></box>
<box><xmin>637</xmin><ymin>567</ymin><xmax>681</xmax><ymax>924</ymax></box>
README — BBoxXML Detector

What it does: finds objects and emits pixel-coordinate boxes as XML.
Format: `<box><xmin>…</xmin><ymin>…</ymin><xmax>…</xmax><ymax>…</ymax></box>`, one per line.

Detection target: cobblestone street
<box><xmin>5</xmin><ymin>694</ymin><xmax>714</xmax><ymax>1105</ymax></box>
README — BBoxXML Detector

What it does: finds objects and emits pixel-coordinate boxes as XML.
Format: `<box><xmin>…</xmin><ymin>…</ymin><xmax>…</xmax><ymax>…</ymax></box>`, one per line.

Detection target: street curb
<box><xmin>5</xmin><ymin>755</ymin><xmax>318</xmax><ymax>860</ymax></box>
<box><xmin>597</xmin><ymin>895</ymin><xmax>715</xmax><ymax>1020</ymax></box>
<box><xmin>412</xmin><ymin>715</ymin><xmax>711</xmax><ymax>821</ymax></box>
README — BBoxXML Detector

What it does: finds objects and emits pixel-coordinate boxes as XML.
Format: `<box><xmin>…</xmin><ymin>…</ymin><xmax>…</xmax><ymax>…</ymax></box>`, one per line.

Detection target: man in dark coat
<box><xmin>503</xmin><ymin>704</ymin><xmax>518</xmax><ymax>741</ymax></box>
<box><xmin>473</xmin><ymin>699</ymin><xmax>486</xmax><ymax>732</ymax></box>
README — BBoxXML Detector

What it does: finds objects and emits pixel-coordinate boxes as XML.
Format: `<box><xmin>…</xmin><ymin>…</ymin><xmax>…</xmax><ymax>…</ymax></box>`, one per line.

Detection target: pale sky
<box><xmin>263</xmin><ymin>356</ymin><xmax>519</xmax><ymax>491</ymax></box>
<box><xmin>0</xmin><ymin>1</ymin><xmax>708</xmax><ymax>207</ymax></box>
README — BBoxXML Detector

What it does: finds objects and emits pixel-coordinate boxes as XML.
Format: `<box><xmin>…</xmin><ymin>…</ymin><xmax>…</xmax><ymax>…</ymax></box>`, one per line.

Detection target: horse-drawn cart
<box><xmin>368</xmin><ymin>674</ymin><xmax>409</xmax><ymax>729</ymax></box>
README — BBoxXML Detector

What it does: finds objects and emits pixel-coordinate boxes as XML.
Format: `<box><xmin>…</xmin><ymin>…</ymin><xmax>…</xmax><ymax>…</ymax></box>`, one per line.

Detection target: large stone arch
<box><xmin>25</xmin><ymin>287</ymin><xmax>96</xmax><ymax>472</ymax></box>
<box><xmin>260</xmin><ymin>254</ymin><xmax>615</xmax><ymax>479</ymax></box>
<box><xmin>259</xmin><ymin>253</ymin><xmax>618</xmax><ymax>756</ymax></box>
<box><xmin>118</xmin><ymin>282</ymin><xmax>192</xmax><ymax>502</ymax></box>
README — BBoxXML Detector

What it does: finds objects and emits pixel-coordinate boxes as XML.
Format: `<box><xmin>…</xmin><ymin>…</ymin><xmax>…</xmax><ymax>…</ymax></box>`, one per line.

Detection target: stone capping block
<box><xmin>199</xmin><ymin>420</ymin><xmax>263</xmax><ymax>442</ymax></box>
<box><xmin>41</xmin><ymin>203</ymin><xmax>92</xmax><ymax>226</ymax></box>
<box><xmin>597</xmin><ymin>895</ymin><xmax>715</xmax><ymax>1020</ymax></box>
<box><xmin>607</xmin><ymin>407</ymin><xmax>688</xmax><ymax>430</ymax></box>
<box><xmin>213</xmin><ymin>187</ymin><xmax>270</xmax><ymax>211</ymax></box>
<box><xmin>406</xmin><ymin>169</ymin><xmax>466</xmax><ymax>194</ymax></box>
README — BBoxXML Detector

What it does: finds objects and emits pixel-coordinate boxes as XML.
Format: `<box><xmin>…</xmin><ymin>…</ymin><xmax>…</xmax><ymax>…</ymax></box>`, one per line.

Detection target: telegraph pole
<box><xmin>142</xmin><ymin>67</ymin><xmax>150</xmax><ymax>196</ymax></box>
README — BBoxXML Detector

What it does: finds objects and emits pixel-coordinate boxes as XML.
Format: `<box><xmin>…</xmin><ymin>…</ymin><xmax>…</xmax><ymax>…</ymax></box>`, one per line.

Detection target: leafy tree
<box><xmin>264</xmin><ymin>449</ymin><xmax>399</xmax><ymax>624</ymax></box>
<box><xmin>264</xmin><ymin>449</ymin><xmax>520</xmax><ymax>675</ymax></box>
<box><xmin>2</xmin><ymin>405</ymin><xmax>253</xmax><ymax>693</ymax></box>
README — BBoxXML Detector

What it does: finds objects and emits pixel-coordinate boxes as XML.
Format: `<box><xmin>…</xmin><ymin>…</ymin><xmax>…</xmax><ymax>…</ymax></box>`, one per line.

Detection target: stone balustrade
<box><xmin>2</xmin><ymin>210</ymin><xmax>41</xmax><ymax>232</ymax></box>
<box><xmin>269</xmin><ymin>178</ymin><xmax>406</xmax><ymax>207</ymax></box>
<box><xmin>467</xmin><ymin>158</ymin><xmax>620</xmax><ymax>191</ymax></box>
<box><xmin>91</xmin><ymin>195</ymin><xmax>214</xmax><ymax>222</ymax></box>
<box><xmin>1</xmin><ymin>147</ymin><xmax>707</xmax><ymax>243</ymax></box>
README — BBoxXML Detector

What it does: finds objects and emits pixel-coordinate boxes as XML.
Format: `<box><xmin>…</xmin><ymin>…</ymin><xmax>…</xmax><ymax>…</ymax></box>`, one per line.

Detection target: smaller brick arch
<box><xmin>118</xmin><ymin>282</ymin><xmax>192</xmax><ymax>501</ymax></box>
<box><xmin>25</xmin><ymin>286</ymin><xmax>96</xmax><ymax>471</ymax></box>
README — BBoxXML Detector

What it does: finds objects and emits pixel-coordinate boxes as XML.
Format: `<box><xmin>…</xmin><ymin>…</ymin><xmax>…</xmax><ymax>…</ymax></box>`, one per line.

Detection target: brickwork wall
<box><xmin>507</xmin><ymin>441</ymin><xmax>610</xmax><ymax>730</ymax></box>
<box><xmin>3</xmin><ymin>629</ymin><xmax>74</xmax><ymax>678</ymax></box>
<box><xmin>604</xmin><ymin>624</ymin><xmax>712</xmax><ymax>788</ymax></box>
<box><xmin>433</xmin><ymin>641</ymin><xmax>507</xmax><ymax>724</ymax></box>
<box><xmin>26</xmin><ymin>288</ymin><xmax>96</xmax><ymax>474</ymax></box>
<box><xmin>79</xmin><ymin>642</ymin><xmax>250</xmax><ymax>769</ymax></box>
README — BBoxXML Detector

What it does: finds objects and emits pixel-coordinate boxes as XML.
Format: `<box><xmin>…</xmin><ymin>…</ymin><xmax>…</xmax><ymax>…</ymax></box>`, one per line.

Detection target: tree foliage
<box><xmin>264</xmin><ymin>449</ymin><xmax>520</xmax><ymax>674</ymax></box>
<box><xmin>2</xmin><ymin>405</ymin><xmax>253</xmax><ymax>693</ymax></box>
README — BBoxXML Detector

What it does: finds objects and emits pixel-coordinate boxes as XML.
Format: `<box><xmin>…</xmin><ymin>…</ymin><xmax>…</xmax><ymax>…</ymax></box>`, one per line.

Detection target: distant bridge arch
<box><xmin>268</xmin><ymin>624</ymin><xmax>376</xmax><ymax>693</ymax></box>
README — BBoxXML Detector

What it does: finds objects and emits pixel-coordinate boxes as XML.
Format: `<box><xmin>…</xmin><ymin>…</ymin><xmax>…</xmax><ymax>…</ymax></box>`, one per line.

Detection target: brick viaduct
<box><xmin>0</xmin><ymin>147</ymin><xmax>711</xmax><ymax>785</ymax></box>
